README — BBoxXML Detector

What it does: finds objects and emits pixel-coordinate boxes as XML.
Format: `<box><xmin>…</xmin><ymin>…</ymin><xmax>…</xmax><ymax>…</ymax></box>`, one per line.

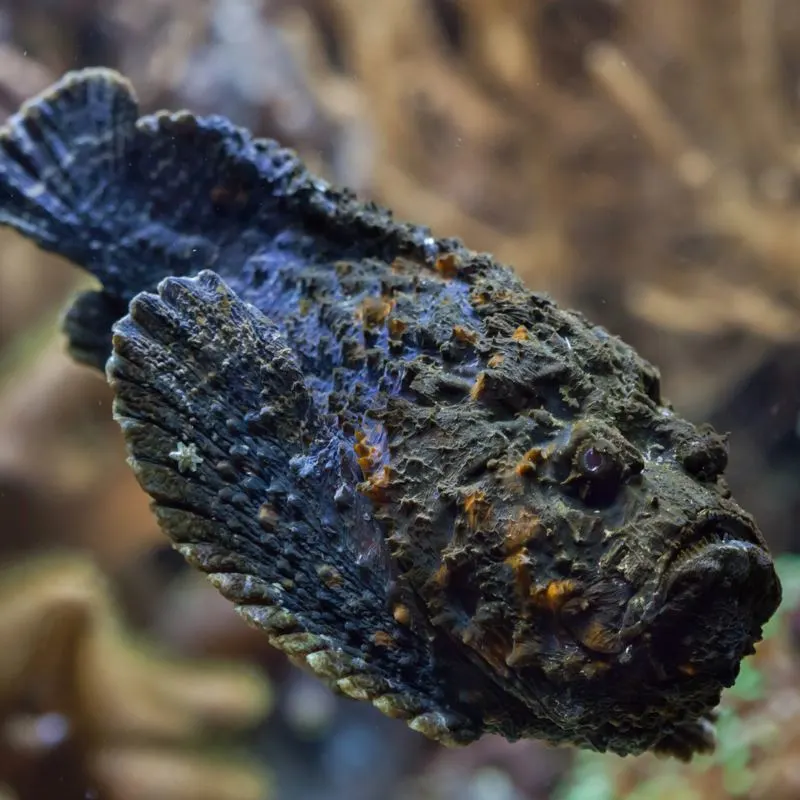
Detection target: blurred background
<box><xmin>1</xmin><ymin>1</ymin><xmax>800</xmax><ymax>798</ymax></box>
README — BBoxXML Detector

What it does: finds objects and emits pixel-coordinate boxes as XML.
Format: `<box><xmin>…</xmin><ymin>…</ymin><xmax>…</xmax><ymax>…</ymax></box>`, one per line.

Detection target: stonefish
<box><xmin>0</xmin><ymin>69</ymin><xmax>781</xmax><ymax>760</ymax></box>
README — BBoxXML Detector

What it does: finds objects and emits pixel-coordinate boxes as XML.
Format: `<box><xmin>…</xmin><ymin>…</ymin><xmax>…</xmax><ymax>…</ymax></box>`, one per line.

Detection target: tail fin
<box><xmin>0</xmin><ymin>67</ymin><xmax>309</xmax><ymax>302</ymax></box>
<box><xmin>0</xmin><ymin>67</ymin><xmax>286</xmax><ymax>367</ymax></box>
<box><xmin>0</xmin><ymin>67</ymin><xmax>265</xmax><ymax>301</ymax></box>
<box><xmin>0</xmin><ymin>68</ymin><xmax>138</xmax><ymax>254</ymax></box>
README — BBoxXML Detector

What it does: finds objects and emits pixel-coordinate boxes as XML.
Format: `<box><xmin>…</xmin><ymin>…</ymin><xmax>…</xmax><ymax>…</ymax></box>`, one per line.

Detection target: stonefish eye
<box><xmin>582</xmin><ymin>445</ymin><xmax>609</xmax><ymax>474</ymax></box>
<box><xmin>575</xmin><ymin>439</ymin><xmax>623</xmax><ymax>506</ymax></box>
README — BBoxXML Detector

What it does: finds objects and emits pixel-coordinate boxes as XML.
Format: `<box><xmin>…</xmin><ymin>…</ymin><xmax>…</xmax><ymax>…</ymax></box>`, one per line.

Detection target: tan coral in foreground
<box><xmin>0</xmin><ymin>554</ymin><xmax>271</xmax><ymax>800</ymax></box>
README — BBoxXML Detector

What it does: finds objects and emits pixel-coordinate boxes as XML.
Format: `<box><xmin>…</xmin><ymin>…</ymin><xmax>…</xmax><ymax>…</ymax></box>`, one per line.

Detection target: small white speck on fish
<box><xmin>169</xmin><ymin>441</ymin><xmax>203</xmax><ymax>473</ymax></box>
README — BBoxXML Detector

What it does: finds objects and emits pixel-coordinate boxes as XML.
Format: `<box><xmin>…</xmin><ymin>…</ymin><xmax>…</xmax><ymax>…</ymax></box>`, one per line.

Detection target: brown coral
<box><xmin>0</xmin><ymin>554</ymin><xmax>271</xmax><ymax>800</ymax></box>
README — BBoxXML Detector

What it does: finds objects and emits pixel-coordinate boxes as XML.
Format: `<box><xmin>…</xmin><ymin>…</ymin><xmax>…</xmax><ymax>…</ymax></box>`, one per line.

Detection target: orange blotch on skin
<box><xmin>525</xmin><ymin>447</ymin><xmax>545</xmax><ymax>464</ymax></box>
<box><xmin>463</xmin><ymin>491</ymin><xmax>492</xmax><ymax>529</ymax></box>
<box><xmin>387</xmin><ymin>317</ymin><xmax>407</xmax><ymax>339</ymax></box>
<box><xmin>354</xmin><ymin>430</ymin><xmax>383</xmax><ymax>476</ymax></box>
<box><xmin>372</xmin><ymin>630</ymin><xmax>396</xmax><ymax>649</ymax></box>
<box><xmin>452</xmin><ymin>325</ymin><xmax>478</xmax><ymax>345</ymax></box>
<box><xmin>504</xmin><ymin>511</ymin><xmax>544</xmax><ymax>553</ymax></box>
<box><xmin>435</xmin><ymin>252</ymin><xmax>460</xmax><ymax>278</ymax></box>
<box><xmin>430</xmin><ymin>562</ymin><xmax>450</xmax><ymax>589</ymax></box>
<box><xmin>354</xmin><ymin>434</ymin><xmax>371</xmax><ymax>458</ymax></box>
<box><xmin>511</xmin><ymin>326</ymin><xmax>529</xmax><ymax>341</ymax></box>
<box><xmin>515</xmin><ymin>447</ymin><xmax>545</xmax><ymax>477</ymax></box>
<box><xmin>362</xmin><ymin>465</ymin><xmax>393</xmax><ymax>503</ymax></box>
<box><xmin>531</xmin><ymin>579</ymin><xmax>578</xmax><ymax>612</ymax></box>
<box><xmin>356</xmin><ymin>455</ymin><xmax>374</xmax><ymax>474</ymax></box>
<box><xmin>357</xmin><ymin>296</ymin><xmax>395</xmax><ymax>328</ymax></box>
<box><xmin>504</xmin><ymin>549</ymin><xmax>532</xmax><ymax>597</ymax></box>
<box><xmin>470</xmin><ymin>372</ymin><xmax>487</xmax><ymax>401</ymax></box>
<box><xmin>577</xmin><ymin>618</ymin><xmax>620</xmax><ymax>654</ymax></box>
<box><xmin>392</xmin><ymin>604</ymin><xmax>411</xmax><ymax>625</ymax></box>
<box><xmin>487</xmin><ymin>353</ymin><xmax>505</xmax><ymax>368</ymax></box>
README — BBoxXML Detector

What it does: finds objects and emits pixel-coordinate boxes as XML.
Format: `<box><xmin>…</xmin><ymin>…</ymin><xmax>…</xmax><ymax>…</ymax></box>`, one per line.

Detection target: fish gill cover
<box><xmin>0</xmin><ymin>68</ymin><xmax>782</xmax><ymax>760</ymax></box>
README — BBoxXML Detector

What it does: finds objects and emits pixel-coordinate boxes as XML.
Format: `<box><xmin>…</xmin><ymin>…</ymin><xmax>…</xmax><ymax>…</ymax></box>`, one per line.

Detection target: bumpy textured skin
<box><xmin>0</xmin><ymin>69</ymin><xmax>782</xmax><ymax>759</ymax></box>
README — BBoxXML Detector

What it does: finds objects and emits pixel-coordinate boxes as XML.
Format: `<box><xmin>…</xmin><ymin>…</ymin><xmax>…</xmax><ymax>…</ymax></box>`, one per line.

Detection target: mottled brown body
<box><xmin>0</xmin><ymin>68</ymin><xmax>782</xmax><ymax>758</ymax></box>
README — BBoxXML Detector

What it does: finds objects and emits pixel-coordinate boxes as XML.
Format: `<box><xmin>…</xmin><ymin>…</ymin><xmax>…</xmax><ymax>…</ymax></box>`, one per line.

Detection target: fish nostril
<box><xmin>676</xmin><ymin>427</ymin><xmax>729</xmax><ymax>482</ymax></box>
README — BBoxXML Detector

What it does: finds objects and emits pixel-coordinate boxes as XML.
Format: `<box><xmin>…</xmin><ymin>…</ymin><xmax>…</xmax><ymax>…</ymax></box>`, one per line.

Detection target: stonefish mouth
<box><xmin>651</xmin><ymin>536</ymin><xmax>780</xmax><ymax>686</ymax></box>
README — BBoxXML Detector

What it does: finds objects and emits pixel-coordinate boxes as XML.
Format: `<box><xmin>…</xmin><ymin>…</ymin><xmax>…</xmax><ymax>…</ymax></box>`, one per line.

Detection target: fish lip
<box><xmin>666</xmin><ymin>536</ymin><xmax>780</xmax><ymax>634</ymax></box>
<box><xmin>609</xmin><ymin>536</ymin><xmax>780</xmax><ymax>694</ymax></box>
<box><xmin>674</xmin><ymin>536</ymin><xmax>761</xmax><ymax>563</ymax></box>
<box><xmin>666</xmin><ymin>535</ymin><xmax>780</xmax><ymax>605</ymax></box>
<box><xmin>650</xmin><ymin>536</ymin><xmax>780</xmax><ymax>681</ymax></box>
<box><xmin>665</xmin><ymin>538</ymin><xmax>773</xmax><ymax>596</ymax></box>
<box><xmin>666</xmin><ymin>512</ymin><xmax>765</xmax><ymax>576</ymax></box>
<box><xmin>667</xmin><ymin>533</ymin><xmax>758</xmax><ymax>579</ymax></box>
<box><xmin>618</xmin><ymin>525</ymin><xmax>776</xmax><ymax>643</ymax></box>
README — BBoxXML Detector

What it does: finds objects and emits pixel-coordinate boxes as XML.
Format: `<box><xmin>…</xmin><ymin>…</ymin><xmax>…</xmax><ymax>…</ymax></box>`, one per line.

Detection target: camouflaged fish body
<box><xmin>0</xmin><ymin>69</ymin><xmax>781</xmax><ymax>759</ymax></box>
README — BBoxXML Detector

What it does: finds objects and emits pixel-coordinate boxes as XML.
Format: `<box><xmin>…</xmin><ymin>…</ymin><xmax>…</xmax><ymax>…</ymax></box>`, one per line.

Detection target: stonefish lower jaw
<box><xmin>0</xmin><ymin>68</ymin><xmax>782</xmax><ymax>759</ymax></box>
